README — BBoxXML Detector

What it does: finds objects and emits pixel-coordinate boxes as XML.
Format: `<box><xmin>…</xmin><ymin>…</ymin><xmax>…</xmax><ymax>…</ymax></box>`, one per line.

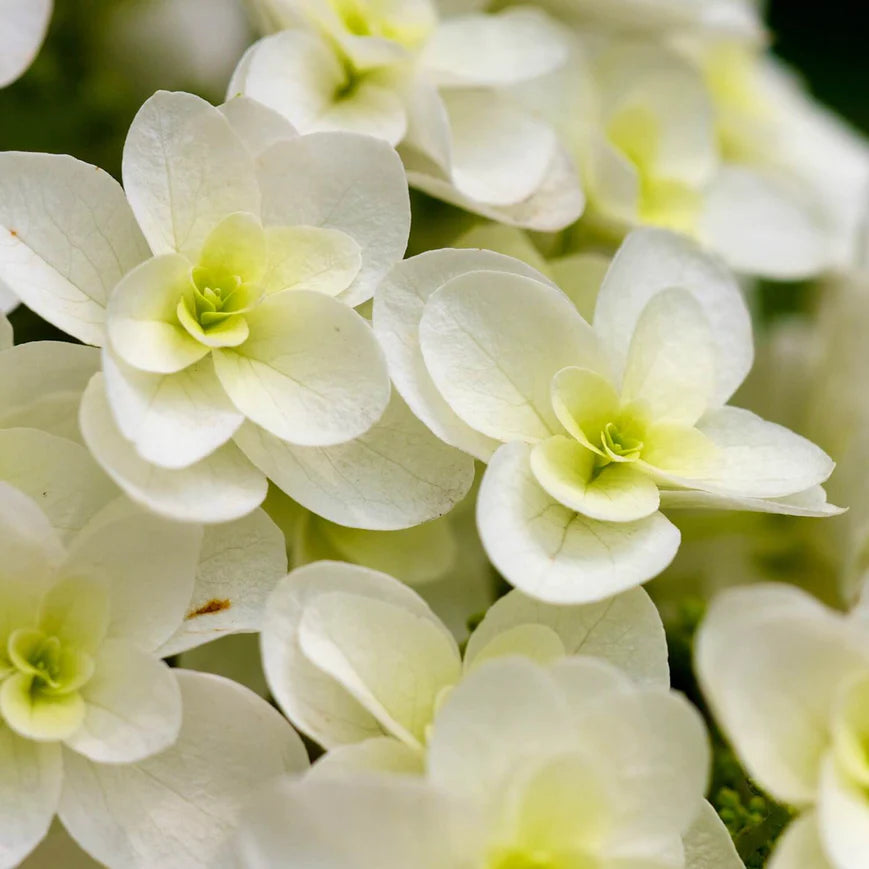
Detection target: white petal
<box><xmin>64</xmin><ymin>639</ymin><xmax>182</xmax><ymax>763</ymax></box>
<box><xmin>0</xmin><ymin>729</ymin><xmax>60</xmax><ymax>869</ymax></box>
<box><xmin>0</xmin><ymin>153</ymin><xmax>151</xmax><ymax>345</ymax></box>
<box><xmin>122</xmin><ymin>91</ymin><xmax>260</xmax><ymax>257</ymax></box>
<box><xmin>231</xmin><ymin>774</ymin><xmax>479</xmax><ymax>869</ymax></box>
<box><xmin>700</xmin><ymin>167</ymin><xmax>831</xmax><ymax>280</ymax></box>
<box><xmin>103</xmin><ymin>350</ymin><xmax>243</xmax><ymax>469</ymax></box>
<box><xmin>158</xmin><ymin>508</ymin><xmax>288</xmax><ymax>656</ymax></box>
<box><xmin>818</xmin><ymin>758</ymin><xmax>869</xmax><ymax>869</ymax></box>
<box><xmin>465</xmin><ymin>586</ymin><xmax>669</xmax><ymax>689</ymax></box>
<box><xmin>316</xmin><ymin>80</ymin><xmax>408</xmax><ymax>146</ymax></box>
<box><xmin>0</xmin><ymin>481</ymin><xmax>64</xmax><ymax>583</ymax></box>
<box><xmin>660</xmin><ymin>485</ymin><xmax>844</xmax><ymax>517</ymax></box>
<box><xmin>219</xmin><ymin>95</ymin><xmax>299</xmax><ymax>160</ymax></box>
<box><xmin>683</xmin><ymin>801</ymin><xmax>743</xmax><ymax>869</ymax></box>
<box><xmin>79</xmin><ymin>374</ymin><xmax>267</xmax><ymax>523</ymax></box>
<box><xmin>768</xmin><ymin>813</ymin><xmax>833</xmax><ymax>869</ymax></box>
<box><xmin>257</xmin><ymin>131</ymin><xmax>410</xmax><ymax>306</ymax></box>
<box><xmin>419</xmin><ymin>270</ymin><xmax>605</xmax><ymax>442</ymax></box>
<box><xmin>62</xmin><ymin>497</ymin><xmax>202</xmax><ymax>650</ymax></box>
<box><xmin>59</xmin><ymin>670</ymin><xmax>308</xmax><ymax>869</ymax></box>
<box><xmin>477</xmin><ymin>442</ymin><xmax>681</xmax><ymax>603</ymax></box>
<box><xmin>697</xmin><ymin>586</ymin><xmax>867</xmax><ymax>805</ymax></box>
<box><xmin>442</xmin><ymin>89</ymin><xmax>557</xmax><ymax>207</ymax></box>
<box><xmin>0</xmin><ymin>0</ymin><xmax>52</xmax><ymax>87</ymax></box>
<box><xmin>309</xmin><ymin>737</ymin><xmax>425</xmax><ymax>777</ymax></box>
<box><xmin>214</xmin><ymin>290</ymin><xmax>389</xmax><ymax>446</ymax></box>
<box><xmin>0</xmin><ymin>428</ymin><xmax>116</xmax><ymax>544</ymax></box>
<box><xmin>373</xmin><ymin>248</ymin><xmax>552</xmax><ymax>460</ymax></box>
<box><xmin>234</xmin><ymin>393</ymin><xmax>474</xmax><ymax>530</ymax></box>
<box><xmin>261</xmin><ymin>561</ymin><xmax>448</xmax><ymax>748</ymax></box>
<box><xmin>421</xmin><ymin>8</ymin><xmax>568</xmax><ymax>88</ymax></box>
<box><xmin>0</xmin><ymin>312</ymin><xmax>11</xmax><ymax>348</ymax></box>
<box><xmin>594</xmin><ymin>228</ymin><xmax>753</xmax><ymax>405</ymax></box>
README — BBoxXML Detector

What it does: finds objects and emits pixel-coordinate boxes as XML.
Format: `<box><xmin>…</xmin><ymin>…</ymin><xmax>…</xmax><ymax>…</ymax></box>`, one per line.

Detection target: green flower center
<box><xmin>188</xmin><ymin>266</ymin><xmax>252</xmax><ymax>329</ymax></box>
<box><xmin>5</xmin><ymin>627</ymin><xmax>94</xmax><ymax>696</ymax></box>
<box><xmin>600</xmin><ymin>421</ymin><xmax>643</xmax><ymax>462</ymax></box>
<box><xmin>490</xmin><ymin>848</ymin><xmax>596</xmax><ymax>869</ymax></box>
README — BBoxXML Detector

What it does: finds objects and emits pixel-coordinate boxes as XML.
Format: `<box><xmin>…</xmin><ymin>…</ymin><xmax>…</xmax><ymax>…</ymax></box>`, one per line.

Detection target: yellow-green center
<box><xmin>5</xmin><ymin>627</ymin><xmax>94</xmax><ymax>697</ymax></box>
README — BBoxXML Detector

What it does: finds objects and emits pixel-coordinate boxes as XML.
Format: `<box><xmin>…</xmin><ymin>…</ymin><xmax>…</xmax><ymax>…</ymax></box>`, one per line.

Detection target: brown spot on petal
<box><xmin>186</xmin><ymin>598</ymin><xmax>231</xmax><ymax>619</ymax></box>
<box><xmin>9</xmin><ymin>229</ymin><xmax>18</xmax><ymax>237</ymax></box>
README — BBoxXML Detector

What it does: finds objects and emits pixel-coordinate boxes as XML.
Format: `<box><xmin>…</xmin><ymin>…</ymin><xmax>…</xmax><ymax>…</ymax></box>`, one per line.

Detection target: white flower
<box><xmin>0</xmin><ymin>92</ymin><xmax>474</xmax><ymax>527</ymax></box>
<box><xmin>233</xmin><ymin>0</ymin><xmax>583</xmax><ymax>230</ymax></box>
<box><xmin>374</xmin><ymin>227</ymin><xmax>840</xmax><ymax>602</ymax></box>
<box><xmin>0</xmin><ymin>0</ymin><xmax>52</xmax><ymax>88</ymax></box>
<box><xmin>260</xmin><ymin>559</ymin><xmax>669</xmax><ymax>765</ymax></box>
<box><xmin>697</xmin><ymin>583</ymin><xmax>869</xmax><ymax>869</ymax></box>
<box><xmin>0</xmin><ymin>481</ymin><xmax>308</xmax><ymax>868</ymax></box>
<box><xmin>232</xmin><ymin>656</ymin><xmax>740</xmax><ymax>869</ymax></box>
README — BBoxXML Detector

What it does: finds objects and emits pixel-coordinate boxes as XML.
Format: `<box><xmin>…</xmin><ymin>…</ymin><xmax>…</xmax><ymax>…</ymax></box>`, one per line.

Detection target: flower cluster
<box><xmin>1</xmin><ymin>0</ymin><xmax>868</xmax><ymax>866</ymax></box>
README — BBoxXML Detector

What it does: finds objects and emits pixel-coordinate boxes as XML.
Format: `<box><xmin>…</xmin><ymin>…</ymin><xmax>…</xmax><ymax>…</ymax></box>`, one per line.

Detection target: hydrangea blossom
<box><xmin>233</xmin><ymin>0</ymin><xmax>583</xmax><ymax>230</ymax></box>
<box><xmin>0</xmin><ymin>482</ymin><xmax>307</xmax><ymax>868</ymax></box>
<box><xmin>0</xmin><ymin>0</ymin><xmax>52</xmax><ymax>88</ymax></box>
<box><xmin>375</xmin><ymin>228</ymin><xmax>839</xmax><ymax>602</ymax></box>
<box><xmin>260</xmin><ymin>560</ymin><xmax>669</xmax><ymax>766</ymax></box>
<box><xmin>697</xmin><ymin>583</ymin><xmax>869</xmax><ymax>869</ymax></box>
<box><xmin>0</xmin><ymin>91</ymin><xmax>474</xmax><ymax>527</ymax></box>
<box><xmin>232</xmin><ymin>656</ymin><xmax>740</xmax><ymax>868</ymax></box>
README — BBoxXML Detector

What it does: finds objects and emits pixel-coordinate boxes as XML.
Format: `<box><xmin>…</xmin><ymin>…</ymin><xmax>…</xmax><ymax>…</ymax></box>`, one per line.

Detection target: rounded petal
<box><xmin>818</xmin><ymin>759</ymin><xmax>869</xmax><ymax>869</ymax></box>
<box><xmin>213</xmin><ymin>290</ymin><xmax>389</xmax><ymax>446</ymax></box>
<box><xmin>234</xmin><ymin>393</ymin><xmax>474</xmax><ymax>530</ymax></box>
<box><xmin>0</xmin><ymin>728</ymin><xmax>61</xmax><ymax>868</ymax></box>
<box><xmin>768</xmin><ymin>813</ymin><xmax>833</xmax><ymax>869</ymax></box>
<box><xmin>530</xmin><ymin>436</ymin><xmax>661</xmax><ymax>522</ymax></box>
<box><xmin>103</xmin><ymin>351</ymin><xmax>243</xmax><ymax>469</ymax></box>
<box><xmin>62</xmin><ymin>498</ymin><xmax>202</xmax><ymax>651</ymax></box>
<box><xmin>0</xmin><ymin>0</ymin><xmax>52</xmax><ymax>87</ymax></box>
<box><xmin>419</xmin><ymin>271</ymin><xmax>606</xmax><ymax>442</ymax></box>
<box><xmin>158</xmin><ymin>508</ymin><xmax>288</xmax><ymax>656</ymax></box>
<box><xmin>122</xmin><ymin>91</ymin><xmax>260</xmax><ymax>257</ymax></box>
<box><xmin>373</xmin><ymin>248</ymin><xmax>552</xmax><ymax>460</ymax></box>
<box><xmin>477</xmin><ymin>442</ymin><xmax>681</xmax><ymax>603</ymax></box>
<box><xmin>219</xmin><ymin>96</ymin><xmax>299</xmax><ymax>160</ymax></box>
<box><xmin>79</xmin><ymin>374</ymin><xmax>267</xmax><ymax>523</ymax></box>
<box><xmin>63</xmin><ymin>640</ymin><xmax>181</xmax><ymax>763</ymax></box>
<box><xmin>594</xmin><ymin>228</ymin><xmax>753</xmax><ymax>406</ymax></box>
<box><xmin>261</xmin><ymin>561</ymin><xmax>450</xmax><ymax>748</ymax></box>
<box><xmin>257</xmin><ymin>131</ymin><xmax>410</xmax><ymax>306</ymax></box>
<box><xmin>59</xmin><ymin>670</ymin><xmax>308</xmax><ymax>869</ymax></box>
<box><xmin>465</xmin><ymin>585</ymin><xmax>669</xmax><ymax>689</ymax></box>
<box><xmin>0</xmin><ymin>673</ymin><xmax>86</xmax><ymax>742</ymax></box>
<box><xmin>0</xmin><ymin>152</ymin><xmax>151</xmax><ymax>345</ymax></box>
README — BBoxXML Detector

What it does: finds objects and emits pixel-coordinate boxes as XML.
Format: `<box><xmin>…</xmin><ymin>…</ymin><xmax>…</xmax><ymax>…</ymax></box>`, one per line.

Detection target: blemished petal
<box><xmin>298</xmin><ymin>590</ymin><xmax>462</xmax><ymax>745</ymax></box>
<box><xmin>696</xmin><ymin>586</ymin><xmax>868</xmax><ymax>805</ymax></box>
<box><xmin>219</xmin><ymin>96</ymin><xmax>299</xmax><ymax>161</ymax></box>
<box><xmin>530</xmin><ymin>436</ymin><xmax>661</xmax><ymax>522</ymax></box>
<box><xmin>464</xmin><ymin>586</ymin><xmax>669</xmax><ymax>689</ymax></box>
<box><xmin>62</xmin><ymin>497</ymin><xmax>202</xmax><ymax>651</ymax></box>
<box><xmin>0</xmin><ymin>0</ymin><xmax>52</xmax><ymax>87</ymax></box>
<box><xmin>373</xmin><ymin>248</ymin><xmax>552</xmax><ymax>461</ymax></box>
<box><xmin>477</xmin><ymin>442</ymin><xmax>681</xmax><ymax>604</ymax></box>
<box><xmin>420</xmin><ymin>7</ymin><xmax>568</xmax><ymax>88</ymax></box>
<box><xmin>621</xmin><ymin>289</ymin><xmax>716</xmax><ymax>425</ymax></box>
<box><xmin>699</xmin><ymin>166</ymin><xmax>831</xmax><ymax>281</ymax></box>
<box><xmin>213</xmin><ymin>290</ymin><xmax>390</xmax><ymax>446</ymax></box>
<box><xmin>441</xmin><ymin>88</ymin><xmax>557</xmax><ymax>207</ymax></box>
<box><xmin>233</xmin><ymin>393</ymin><xmax>474</xmax><ymax>531</ymax></box>
<box><xmin>63</xmin><ymin>640</ymin><xmax>181</xmax><ymax>764</ymax></box>
<box><xmin>593</xmin><ymin>228</ymin><xmax>753</xmax><ymax>406</ymax></box>
<box><xmin>261</xmin><ymin>225</ymin><xmax>361</xmax><ymax>297</ymax></box>
<box><xmin>261</xmin><ymin>561</ymin><xmax>449</xmax><ymax>748</ymax></box>
<box><xmin>59</xmin><ymin>670</ymin><xmax>308</xmax><ymax>869</ymax></box>
<box><xmin>0</xmin><ymin>428</ymin><xmax>116</xmax><ymax>544</ymax></box>
<box><xmin>102</xmin><ymin>351</ymin><xmax>243</xmax><ymax>470</ymax></box>
<box><xmin>79</xmin><ymin>374</ymin><xmax>267</xmax><ymax>524</ymax></box>
<box><xmin>818</xmin><ymin>758</ymin><xmax>869</xmax><ymax>869</ymax></box>
<box><xmin>0</xmin><ymin>152</ymin><xmax>151</xmax><ymax>346</ymax></box>
<box><xmin>418</xmin><ymin>270</ymin><xmax>606</xmax><ymax>443</ymax></box>
<box><xmin>106</xmin><ymin>253</ymin><xmax>208</xmax><ymax>375</ymax></box>
<box><xmin>308</xmin><ymin>737</ymin><xmax>425</xmax><ymax>777</ymax></box>
<box><xmin>684</xmin><ymin>406</ymin><xmax>835</xmax><ymax>499</ymax></box>
<box><xmin>683</xmin><ymin>801</ymin><xmax>743</xmax><ymax>869</ymax></box>
<box><xmin>0</xmin><ymin>728</ymin><xmax>61</xmax><ymax>869</ymax></box>
<box><xmin>122</xmin><ymin>90</ymin><xmax>260</xmax><ymax>257</ymax></box>
<box><xmin>230</xmin><ymin>773</ymin><xmax>480</xmax><ymax>869</ymax></box>
<box><xmin>158</xmin><ymin>508</ymin><xmax>288</xmax><ymax>656</ymax></box>
<box><xmin>768</xmin><ymin>813</ymin><xmax>833</xmax><ymax>869</ymax></box>
<box><xmin>257</xmin><ymin>131</ymin><xmax>410</xmax><ymax>307</ymax></box>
